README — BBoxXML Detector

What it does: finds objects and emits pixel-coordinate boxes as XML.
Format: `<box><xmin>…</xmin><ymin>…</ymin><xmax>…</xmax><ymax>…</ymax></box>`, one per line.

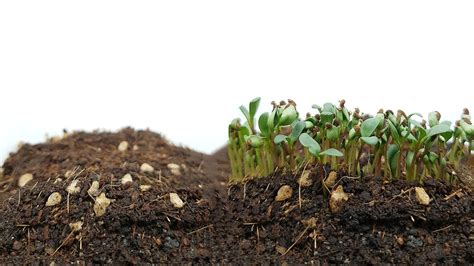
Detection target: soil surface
<box><xmin>0</xmin><ymin>129</ymin><xmax>472</xmax><ymax>264</ymax></box>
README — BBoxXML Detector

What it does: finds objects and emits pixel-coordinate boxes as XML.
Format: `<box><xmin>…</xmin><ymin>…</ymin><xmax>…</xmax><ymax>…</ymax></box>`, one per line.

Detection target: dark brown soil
<box><xmin>0</xmin><ymin>129</ymin><xmax>472</xmax><ymax>264</ymax></box>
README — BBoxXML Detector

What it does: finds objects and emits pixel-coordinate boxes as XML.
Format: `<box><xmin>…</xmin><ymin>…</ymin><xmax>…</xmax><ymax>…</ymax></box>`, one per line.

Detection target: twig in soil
<box><xmin>187</xmin><ymin>224</ymin><xmax>213</xmax><ymax>235</ymax></box>
<box><xmin>443</xmin><ymin>189</ymin><xmax>463</xmax><ymax>201</ymax></box>
<box><xmin>432</xmin><ymin>224</ymin><xmax>453</xmax><ymax>233</ymax></box>
<box><xmin>282</xmin><ymin>225</ymin><xmax>310</xmax><ymax>256</ymax></box>
<box><xmin>298</xmin><ymin>162</ymin><xmax>309</xmax><ymax>209</ymax></box>
<box><xmin>332</xmin><ymin>175</ymin><xmax>360</xmax><ymax>189</ymax></box>
<box><xmin>52</xmin><ymin>231</ymin><xmax>75</xmax><ymax>256</ymax></box>
<box><xmin>407</xmin><ymin>211</ymin><xmax>427</xmax><ymax>222</ymax></box>
<box><xmin>17</xmin><ymin>190</ymin><xmax>21</xmax><ymax>208</ymax></box>
<box><xmin>388</xmin><ymin>188</ymin><xmax>414</xmax><ymax>202</ymax></box>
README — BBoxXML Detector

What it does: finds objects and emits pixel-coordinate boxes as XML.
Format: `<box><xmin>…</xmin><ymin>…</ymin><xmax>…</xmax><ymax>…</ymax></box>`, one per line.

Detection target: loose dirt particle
<box><xmin>298</xmin><ymin>170</ymin><xmax>312</xmax><ymax>187</ymax></box>
<box><xmin>170</xmin><ymin>193</ymin><xmax>185</xmax><ymax>208</ymax></box>
<box><xmin>415</xmin><ymin>187</ymin><xmax>430</xmax><ymax>205</ymax></box>
<box><xmin>46</xmin><ymin>192</ymin><xmax>62</xmax><ymax>206</ymax></box>
<box><xmin>275</xmin><ymin>185</ymin><xmax>293</xmax><ymax>201</ymax></box>
<box><xmin>69</xmin><ymin>221</ymin><xmax>83</xmax><ymax>232</ymax></box>
<box><xmin>140</xmin><ymin>185</ymin><xmax>151</xmax><ymax>192</ymax></box>
<box><xmin>18</xmin><ymin>173</ymin><xmax>33</xmax><ymax>187</ymax></box>
<box><xmin>87</xmin><ymin>181</ymin><xmax>100</xmax><ymax>196</ymax></box>
<box><xmin>167</xmin><ymin>163</ymin><xmax>181</xmax><ymax>176</ymax></box>
<box><xmin>140</xmin><ymin>163</ymin><xmax>154</xmax><ymax>173</ymax></box>
<box><xmin>330</xmin><ymin>185</ymin><xmax>349</xmax><ymax>213</ymax></box>
<box><xmin>66</xmin><ymin>179</ymin><xmax>81</xmax><ymax>195</ymax></box>
<box><xmin>396</xmin><ymin>235</ymin><xmax>405</xmax><ymax>246</ymax></box>
<box><xmin>325</xmin><ymin>171</ymin><xmax>337</xmax><ymax>188</ymax></box>
<box><xmin>94</xmin><ymin>193</ymin><xmax>112</xmax><ymax>217</ymax></box>
<box><xmin>118</xmin><ymin>141</ymin><xmax>129</xmax><ymax>152</ymax></box>
<box><xmin>121</xmin><ymin>173</ymin><xmax>133</xmax><ymax>185</ymax></box>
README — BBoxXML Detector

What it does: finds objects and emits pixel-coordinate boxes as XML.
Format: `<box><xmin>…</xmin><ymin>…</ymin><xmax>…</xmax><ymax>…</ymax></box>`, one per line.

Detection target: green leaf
<box><xmin>426</xmin><ymin>124</ymin><xmax>452</xmax><ymax>139</ymax></box>
<box><xmin>239</xmin><ymin>106</ymin><xmax>250</xmax><ymax>124</ymax></box>
<box><xmin>460</xmin><ymin>119</ymin><xmax>474</xmax><ymax>136</ymax></box>
<box><xmin>311</xmin><ymin>104</ymin><xmax>322</xmax><ymax>112</ymax></box>
<box><xmin>322</xmin><ymin>103</ymin><xmax>336</xmax><ymax>114</ymax></box>
<box><xmin>387</xmin><ymin>144</ymin><xmax>399</xmax><ymax>175</ymax></box>
<box><xmin>428</xmin><ymin>111</ymin><xmax>440</xmax><ymax>128</ymax></box>
<box><xmin>320</xmin><ymin>148</ymin><xmax>343</xmax><ymax>157</ymax></box>
<box><xmin>326</xmin><ymin>126</ymin><xmax>339</xmax><ymax>141</ymax></box>
<box><xmin>299</xmin><ymin>133</ymin><xmax>321</xmax><ymax>156</ymax></box>
<box><xmin>249</xmin><ymin>97</ymin><xmax>261</xmax><ymax>120</ymax></box>
<box><xmin>320</xmin><ymin>112</ymin><xmax>334</xmax><ymax>124</ymax></box>
<box><xmin>361</xmin><ymin>117</ymin><xmax>379</xmax><ymax>137</ymax></box>
<box><xmin>290</xmin><ymin>121</ymin><xmax>306</xmax><ymax>143</ymax></box>
<box><xmin>274</xmin><ymin>134</ymin><xmax>287</xmax><ymax>144</ymax></box>
<box><xmin>246</xmin><ymin>135</ymin><xmax>263</xmax><ymax>148</ymax></box>
<box><xmin>305</xmin><ymin>120</ymin><xmax>314</xmax><ymax>129</ymax></box>
<box><xmin>342</xmin><ymin>107</ymin><xmax>350</xmax><ymax>121</ymax></box>
<box><xmin>258</xmin><ymin>112</ymin><xmax>270</xmax><ymax>137</ymax></box>
<box><xmin>387</xmin><ymin>120</ymin><xmax>400</xmax><ymax>145</ymax></box>
<box><xmin>268</xmin><ymin>109</ymin><xmax>278</xmax><ymax>131</ymax></box>
<box><xmin>361</xmin><ymin>136</ymin><xmax>379</xmax><ymax>146</ymax></box>
<box><xmin>279</xmin><ymin>105</ymin><xmax>298</xmax><ymax>126</ymax></box>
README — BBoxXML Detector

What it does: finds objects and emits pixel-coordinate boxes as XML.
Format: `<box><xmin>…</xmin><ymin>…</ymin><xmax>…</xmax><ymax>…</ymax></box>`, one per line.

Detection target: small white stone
<box><xmin>46</xmin><ymin>192</ymin><xmax>62</xmax><ymax>207</ymax></box>
<box><xmin>133</xmin><ymin>145</ymin><xmax>139</xmax><ymax>151</ymax></box>
<box><xmin>121</xmin><ymin>173</ymin><xmax>133</xmax><ymax>185</ymax></box>
<box><xmin>64</xmin><ymin>170</ymin><xmax>74</xmax><ymax>178</ymax></box>
<box><xmin>118</xmin><ymin>141</ymin><xmax>129</xmax><ymax>152</ymax></box>
<box><xmin>325</xmin><ymin>171</ymin><xmax>337</xmax><ymax>188</ymax></box>
<box><xmin>140</xmin><ymin>185</ymin><xmax>151</xmax><ymax>192</ymax></box>
<box><xmin>66</xmin><ymin>179</ymin><xmax>81</xmax><ymax>195</ymax></box>
<box><xmin>415</xmin><ymin>187</ymin><xmax>430</xmax><ymax>205</ymax></box>
<box><xmin>275</xmin><ymin>185</ymin><xmax>293</xmax><ymax>202</ymax></box>
<box><xmin>94</xmin><ymin>193</ymin><xmax>112</xmax><ymax>217</ymax></box>
<box><xmin>330</xmin><ymin>185</ymin><xmax>349</xmax><ymax>213</ymax></box>
<box><xmin>53</xmin><ymin>178</ymin><xmax>63</xmax><ymax>184</ymax></box>
<box><xmin>18</xmin><ymin>173</ymin><xmax>33</xmax><ymax>187</ymax></box>
<box><xmin>69</xmin><ymin>221</ymin><xmax>83</xmax><ymax>232</ymax></box>
<box><xmin>140</xmin><ymin>163</ymin><xmax>154</xmax><ymax>173</ymax></box>
<box><xmin>169</xmin><ymin>193</ymin><xmax>185</xmax><ymax>208</ymax></box>
<box><xmin>88</xmin><ymin>181</ymin><xmax>100</xmax><ymax>197</ymax></box>
<box><xmin>167</xmin><ymin>163</ymin><xmax>181</xmax><ymax>176</ymax></box>
<box><xmin>298</xmin><ymin>170</ymin><xmax>312</xmax><ymax>187</ymax></box>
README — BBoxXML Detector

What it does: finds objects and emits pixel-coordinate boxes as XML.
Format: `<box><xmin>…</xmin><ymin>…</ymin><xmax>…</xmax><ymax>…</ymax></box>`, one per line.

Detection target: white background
<box><xmin>1</xmin><ymin>1</ymin><xmax>473</xmax><ymax>163</ymax></box>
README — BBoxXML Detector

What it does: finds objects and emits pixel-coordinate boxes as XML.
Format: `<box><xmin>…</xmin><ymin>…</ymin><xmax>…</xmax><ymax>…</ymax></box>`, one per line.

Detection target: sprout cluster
<box><xmin>228</xmin><ymin>98</ymin><xmax>473</xmax><ymax>183</ymax></box>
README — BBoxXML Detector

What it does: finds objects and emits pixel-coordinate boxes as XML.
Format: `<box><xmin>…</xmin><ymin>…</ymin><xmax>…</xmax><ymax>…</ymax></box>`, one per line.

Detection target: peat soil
<box><xmin>0</xmin><ymin>129</ymin><xmax>473</xmax><ymax>264</ymax></box>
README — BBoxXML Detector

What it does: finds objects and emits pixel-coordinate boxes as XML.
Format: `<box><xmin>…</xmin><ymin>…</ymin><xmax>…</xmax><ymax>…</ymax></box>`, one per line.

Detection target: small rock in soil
<box><xmin>121</xmin><ymin>173</ymin><xmax>133</xmax><ymax>185</ymax></box>
<box><xmin>170</xmin><ymin>193</ymin><xmax>185</xmax><ymax>208</ymax></box>
<box><xmin>140</xmin><ymin>163</ymin><xmax>154</xmax><ymax>173</ymax></box>
<box><xmin>46</xmin><ymin>192</ymin><xmax>62</xmax><ymax>206</ymax></box>
<box><xmin>415</xmin><ymin>187</ymin><xmax>430</xmax><ymax>205</ymax></box>
<box><xmin>407</xmin><ymin>235</ymin><xmax>424</xmax><ymax>248</ymax></box>
<box><xmin>275</xmin><ymin>185</ymin><xmax>293</xmax><ymax>201</ymax></box>
<box><xmin>66</xmin><ymin>179</ymin><xmax>81</xmax><ymax>195</ymax></box>
<box><xmin>164</xmin><ymin>237</ymin><xmax>180</xmax><ymax>249</ymax></box>
<box><xmin>330</xmin><ymin>185</ymin><xmax>349</xmax><ymax>213</ymax></box>
<box><xmin>88</xmin><ymin>181</ymin><xmax>100</xmax><ymax>196</ymax></box>
<box><xmin>94</xmin><ymin>193</ymin><xmax>112</xmax><ymax>217</ymax></box>
<box><xmin>167</xmin><ymin>163</ymin><xmax>181</xmax><ymax>176</ymax></box>
<box><xmin>140</xmin><ymin>185</ymin><xmax>151</xmax><ymax>192</ymax></box>
<box><xmin>298</xmin><ymin>170</ymin><xmax>312</xmax><ymax>187</ymax></box>
<box><xmin>396</xmin><ymin>235</ymin><xmax>405</xmax><ymax>246</ymax></box>
<box><xmin>18</xmin><ymin>173</ymin><xmax>33</xmax><ymax>187</ymax></box>
<box><xmin>69</xmin><ymin>221</ymin><xmax>83</xmax><ymax>232</ymax></box>
<box><xmin>325</xmin><ymin>171</ymin><xmax>337</xmax><ymax>188</ymax></box>
<box><xmin>12</xmin><ymin>241</ymin><xmax>22</xmax><ymax>251</ymax></box>
<box><xmin>118</xmin><ymin>141</ymin><xmax>129</xmax><ymax>152</ymax></box>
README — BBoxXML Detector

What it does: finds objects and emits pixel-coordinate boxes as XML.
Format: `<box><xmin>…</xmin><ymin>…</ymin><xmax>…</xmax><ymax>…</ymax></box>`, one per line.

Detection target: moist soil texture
<box><xmin>0</xmin><ymin>128</ymin><xmax>472</xmax><ymax>264</ymax></box>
